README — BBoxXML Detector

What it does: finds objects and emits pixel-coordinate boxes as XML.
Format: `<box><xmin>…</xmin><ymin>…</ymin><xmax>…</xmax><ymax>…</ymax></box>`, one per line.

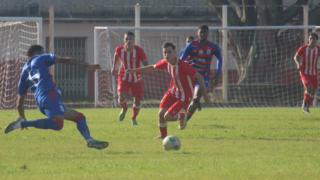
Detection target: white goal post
<box><xmin>0</xmin><ymin>17</ymin><xmax>42</xmax><ymax>109</ymax></box>
<box><xmin>94</xmin><ymin>26</ymin><xmax>320</xmax><ymax>108</ymax></box>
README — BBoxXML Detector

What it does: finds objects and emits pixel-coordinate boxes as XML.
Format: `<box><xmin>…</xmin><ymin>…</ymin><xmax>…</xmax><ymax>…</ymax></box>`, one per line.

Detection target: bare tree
<box><xmin>206</xmin><ymin>0</ymin><xmax>320</xmax><ymax>84</ymax></box>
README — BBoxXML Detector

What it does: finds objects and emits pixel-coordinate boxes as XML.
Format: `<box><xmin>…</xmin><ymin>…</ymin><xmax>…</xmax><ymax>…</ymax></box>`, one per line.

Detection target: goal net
<box><xmin>94</xmin><ymin>26</ymin><xmax>320</xmax><ymax>108</ymax></box>
<box><xmin>0</xmin><ymin>17</ymin><xmax>42</xmax><ymax>109</ymax></box>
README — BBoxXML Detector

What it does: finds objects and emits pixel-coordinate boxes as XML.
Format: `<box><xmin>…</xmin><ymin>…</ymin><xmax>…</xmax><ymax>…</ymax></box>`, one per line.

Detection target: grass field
<box><xmin>1</xmin><ymin>108</ymin><xmax>320</xmax><ymax>180</ymax></box>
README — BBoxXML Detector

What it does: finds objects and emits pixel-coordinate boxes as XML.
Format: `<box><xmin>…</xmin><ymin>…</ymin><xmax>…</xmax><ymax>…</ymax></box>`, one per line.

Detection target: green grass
<box><xmin>1</xmin><ymin>108</ymin><xmax>320</xmax><ymax>180</ymax></box>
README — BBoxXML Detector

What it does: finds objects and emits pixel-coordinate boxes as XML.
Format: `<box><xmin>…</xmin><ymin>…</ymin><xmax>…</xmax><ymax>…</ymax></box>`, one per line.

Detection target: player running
<box><xmin>4</xmin><ymin>45</ymin><xmax>109</xmax><ymax>150</ymax></box>
<box><xmin>126</xmin><ymin>42</ymin><xmax>210</xmax><ymax>139</ymax></box>
<box><xmin>294</xmin><ymin>32</ymin><xmax>320</xmax><ymax>113</ymax></box>
<box><xmin>111</xmin><ymin>31</ymin><xmax>149</xmax><ymax>125</ymax></box>
<box><xmin>180</xmin><ymin>25</ymin><xmax>222</xmax><ymax>121</ymax></box>
<box><xmin>180</xmin><ymin>35</ymin><xmax>194</xmax><ymax>62</ymax></box>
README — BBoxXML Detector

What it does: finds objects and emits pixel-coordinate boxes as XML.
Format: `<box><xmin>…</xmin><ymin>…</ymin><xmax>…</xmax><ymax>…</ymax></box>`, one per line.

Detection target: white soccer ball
<box><xmin>162</xmin><ymin>135</ymin><xmax>181</xmax><ymax>151</ymax></box>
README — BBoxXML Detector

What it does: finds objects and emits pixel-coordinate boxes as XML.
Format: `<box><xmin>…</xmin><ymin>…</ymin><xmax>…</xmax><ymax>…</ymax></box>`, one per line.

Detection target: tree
<box><xmin>206</xmin><ymin>0</ymin><xmax>320</xmax><ymax>84</ymax></box>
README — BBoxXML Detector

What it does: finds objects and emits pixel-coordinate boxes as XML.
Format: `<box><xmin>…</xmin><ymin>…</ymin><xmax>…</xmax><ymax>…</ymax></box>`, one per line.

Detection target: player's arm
<box><xmin>54</xmin><ymin>57</ymin><xmax>101</xmax><ymax>71</ymax></box>
<box><xmin>194</xmin><ymin>73</ymin><xmax>211</xmax><ymax>104</ymax></box>
<box><xmin>111</xmin><ymin>52</ymin><xmax>120</xmax><ymax>76</ymax></box>
<box><xmin>213</xmin><ymin>46</ymin><xmax>223</xmax><ymax>86</ymax></box>
<box><xmin>294</xmin><ymin>52</ymin><xmax>301</xmax><ymax>70</ymax></box>
<box><xmin>126</xmin><ymin>64</ymin><xmax>159</xmax><ymax>74</ymax></box>
<box><xmin>180</xmin><ymin>42</ymin><xmax>192</xmax><ymax>61</ymax></box>
<box><xmin>141</xmin><ymin>59</ymin><xmax>149</xmax><ymax>66</ymax></box>
<box><xmin>17</xmin><ymin>94</ymin><xmax>27</xmax><ymax>120</ymax></box>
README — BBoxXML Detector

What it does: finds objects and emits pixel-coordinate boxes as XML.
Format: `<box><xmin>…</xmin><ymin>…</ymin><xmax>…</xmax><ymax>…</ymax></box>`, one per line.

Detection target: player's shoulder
<box><xmin>178</xmin><ymin>58</ymin><xmax>190</xmax><ymax>66</ymax></box>
<box><xmin>208</xmin><ymin>41</ymin><xmax>220</xmax><ymax>48</ymax></box>
<box><xmin>116</xmin><ymin>45</ymin><xmax>125</xmax><ymax>50</ymax></box>
<box><xmin>316</xmin><ymin>45</ymin><xmax>320</xmax><ymax>50</ymax></box>
<box><xmin>134</xmin><ymin>45</ymin><xmax>145</xmax><ymax>52</ymax></box>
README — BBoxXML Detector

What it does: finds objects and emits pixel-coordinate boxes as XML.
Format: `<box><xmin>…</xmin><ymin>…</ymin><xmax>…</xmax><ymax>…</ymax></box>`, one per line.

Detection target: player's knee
<box><xmin>74</xmin><ymin>113</ymin><xmax>86</xmax><ymax>123</ymax></box>
<box><xmin>53</xmin><ymin>119</ymin><xmax>64</xmax><ymax>130</ymax></box>
<box><xmin>158</xmin><ymin>110</ymin><xmax>166</xmax><ymax>118</ymax></box>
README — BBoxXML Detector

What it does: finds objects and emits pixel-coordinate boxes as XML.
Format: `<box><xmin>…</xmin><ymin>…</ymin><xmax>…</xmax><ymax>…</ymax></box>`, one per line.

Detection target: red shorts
<box><xmin>117</xmin><ymin>77</ymin><xmax>143</xmax><ymax>99</ymax></box>
<box><xmin>160</xmin><ymin>91</ymin><xmax>191</xmax><ymax>118</ymax></box>
<box><xmin>300</xmin><ymin>73</ymin><xmax>318</xmax><ymax>89</ymax></box>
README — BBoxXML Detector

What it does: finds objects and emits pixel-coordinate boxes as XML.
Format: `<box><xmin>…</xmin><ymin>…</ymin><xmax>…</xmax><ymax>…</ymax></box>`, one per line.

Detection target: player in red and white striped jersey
<box><xmin>294</xmin><ymin>33</ymin><xmax>320</xmax><ymax>113</ymax></box>
<box><xmin>111</xmin><ymin>31</ymin><xmax>149</xmax><ymax>125</ymax></box>
<box><xmin>126</xmin><ymin>42</ymin><xmax>210</xmax><ymax>139</ymax></box>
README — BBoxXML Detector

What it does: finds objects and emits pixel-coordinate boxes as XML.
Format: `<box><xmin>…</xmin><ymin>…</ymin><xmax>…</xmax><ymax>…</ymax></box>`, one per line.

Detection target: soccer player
<box><xmin>180</xmin><ymin>36</ymin><xmax>194</xmax><ymax>61</ymax></box>
<box><xmin>180</xmin><ymin>25</ymin><xmax>222</xmax><ymax>121</ymax></box>
<box><xmin>111</xmin><ymin>31</ymin><xmax>149</xmax><ymax>125</ymax></box>
<box><xmin>4</xmin><ymin>45</ymin><xmax>109</xmax><ymax>150</ymax></box>
<box><xmin>126</xmin><ymin>42</ymin><xmax>210</xmax><ymax>139</ymax></box>
<box><xmin>294</xmin><ymin>32</ymin><xmax>320</xmax><ymax>113</ymax></box>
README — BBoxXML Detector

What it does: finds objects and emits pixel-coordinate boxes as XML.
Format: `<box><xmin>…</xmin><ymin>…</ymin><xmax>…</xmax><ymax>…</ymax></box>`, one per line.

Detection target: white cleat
<box><xmin>178</xmin><ymin>112</ymin><xmax>188</xmax><ymax>130</ymax></box>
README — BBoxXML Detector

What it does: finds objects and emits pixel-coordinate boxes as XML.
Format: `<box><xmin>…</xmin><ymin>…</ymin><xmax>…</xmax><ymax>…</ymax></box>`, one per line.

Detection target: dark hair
<box><xmin>26</xmin><ymin>45</ymin><xmax>44</xmax><ymax>57</ymax></box>
<box><xmin>310</xmin><ymin>32</ymin><xmax>318</xmax><ymax>40</ymax></box>
<box><xmin>187</xmin><ymin>36</ymin><xmax>194</xmax><ymax>40</ymax></box>
<box><xmin>198</xmin><ymin>25</ymin><xmax>209</xmax><ymax>30</ymax></box>
<box><xmin>162</xmin><ymin>42</ymin><xmax>176</xmax><ymax>50</ymax></box>
<box><xmin>125</xmin><ymin>31</ymin><xmax>135</xmax><ymax>37</ymax></box>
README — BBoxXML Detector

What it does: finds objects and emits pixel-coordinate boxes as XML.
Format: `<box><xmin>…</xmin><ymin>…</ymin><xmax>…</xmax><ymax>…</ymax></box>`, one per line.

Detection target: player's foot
<box><xmin>86</xmin><ymin>138</ymin><xmax>109</xmax><ymax>150</ymax></box>
<box><xmin>154</xmin><ymin>135</ymin><xmax>165</xmax><ymax>139</ymax></box>
<box><xmin>303</xmin><ymin>108</ymin><xmax>310</xmax><ymax>114</ymax></box>
<box><xmin>178</xmin><ymin>112</ymin><xmax>188</xmax><ymax>130</ymax></box>
<box><xmin>119</xmin><ymin>109</ymin><xmax>127</xmax><ymax>121</ymax></box>
<box><xmin>302</xmin><ymin>101</ymin><xmax>310</xmax><ymax>114</ymax></box>
<box><xmin>5</xmin><ymin>117</ymin><xmax>25</xmax><ymax>134</ymax></box>
<box><xmin>197</xmin><ymin>102</ymin><xmax>202</xmax><ymax>111</ymax></box>
<box><xmin>132</xmin><ymin>119</ymin><xmax>138</xmax><ymax>125</ymax></box>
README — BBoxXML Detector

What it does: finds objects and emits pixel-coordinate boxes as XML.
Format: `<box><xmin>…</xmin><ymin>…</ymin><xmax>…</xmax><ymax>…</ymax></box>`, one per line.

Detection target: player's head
<box><xmin>26</xmin><ymin>45</ymin><xmax>44</xmax><ymax>58</ymax></box>
<box><xmin>162</xmin><ymin>42</ymin><xmax>176</xmax><ymax>61</ymax></box>
<box><xmin>124</xmin><ymin>31</ymin><xmax>135</xmax><ymax>47</ymax></box>
<box><xmin>198</xmin><ymin>25</ymin><xmax>209</xmax><ymax>41</ymax></box>
<box><xmin>186</xmin><ymin>36</ymin><xmax>194</xmax><ymax>44</ymax></box>
<box><xmin>308</xmin><ymin>33</ymin><xmax>318</xmax><ymax>46</ymax></box>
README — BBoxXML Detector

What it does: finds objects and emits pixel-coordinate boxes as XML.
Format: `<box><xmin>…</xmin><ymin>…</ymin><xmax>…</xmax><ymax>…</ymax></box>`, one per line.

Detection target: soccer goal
<box><xmin>0</xmin><ymin>17</ymin><xmax>42</xmax><ymax>109</ymax></box>
<box><xmin>94</xmin><ymin>26</ymin><xmax>320</xmax><ymax>108</ymax></box>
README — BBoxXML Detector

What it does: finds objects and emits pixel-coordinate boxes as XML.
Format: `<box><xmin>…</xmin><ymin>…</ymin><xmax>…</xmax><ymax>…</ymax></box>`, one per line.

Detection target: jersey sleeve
<box><xmin>139</xmin><ymin>47</ymin><xmax>147</xmax><ymax>61</ymax></box>
<box><xmin>214</xmin><ymin>45</ymin><xmax>223</xmax><ymax>74</ymax></box>
<box><xmin>156</xmin><ymin>59</ymin><xmax>167</xmax><ymax>70</ymax></box>
<box><xmin>180</xmin><ymin>41</ymin><xmax>193</xmax><ymax>61</ymax></box>
<box><xmin>18</xmin><ymin>71</ymin><xmax>28</xmax><ymax>94</ymax></box>
<box><xmin>44</xmin><ymin>53</ymin><xmax>57</xmax><ymax>66</ymax></box>
<box><xmin>115</xmin><ymin>46</ymin><xmax>121</xmax><ymax>57</ymax></box>
<box><xmin>180</xmin><ymin>61</ymin><xmax>197</xmax><ymax>77</ymax></box>
<box><xmin>297</xmin><ymin>46</ymin><xmax>304</xmax><ymax>56</ymax></box>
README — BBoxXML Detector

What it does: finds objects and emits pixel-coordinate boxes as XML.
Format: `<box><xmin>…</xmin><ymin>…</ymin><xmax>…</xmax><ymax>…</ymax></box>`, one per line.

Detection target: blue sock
<box><xmin>186</xmin><ymin>114</ymin><xmax>192</xmax><ymax>121</ymax></box>
<box><xmin>21</xmin><ymin>118</ymin><xmax>62</xmax><ymax>130</ymax></box>
<box><xmin>76</xmin><ymin>118</ymin><xmax>92</xmax><ymax>141</ymax></box>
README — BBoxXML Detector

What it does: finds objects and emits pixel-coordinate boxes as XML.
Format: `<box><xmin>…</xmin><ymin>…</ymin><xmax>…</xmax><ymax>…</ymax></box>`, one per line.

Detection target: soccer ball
<box><xmin>162</xmin><ymin>135</ymin><xmax>181</xmax><ymax>151</ymax></box>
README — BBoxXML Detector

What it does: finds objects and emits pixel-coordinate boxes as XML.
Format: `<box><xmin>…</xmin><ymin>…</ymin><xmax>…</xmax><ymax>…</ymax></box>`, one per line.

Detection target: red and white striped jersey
<box><xmin>297</xmin><ymin>45</ymin><xmax>320</xmax><ymax>76</ymax></box>
<box><xmin>116</xmin><ymin>45</ymin><xmax>147</xmax><ymax>82</ymax></box>
<box><xmin>156</xmin><ymin>58</ymin><xmax>197</xmax><ymax>102</ymax></box>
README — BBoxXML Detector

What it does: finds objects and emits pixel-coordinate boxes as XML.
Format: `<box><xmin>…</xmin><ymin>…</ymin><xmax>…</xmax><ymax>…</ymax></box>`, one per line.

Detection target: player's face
<box><xmin>308</xmin><ymin>35</ymin><xmax>318</xmax><ymax>46</ymax></box>
<box><xmin>124</xmin><ymin>35</ymin><xmax>134</xmax><ymax>47</ymax></box>
<box><xmin>163</xmin><ymin>46</ymin><xmax>176</xmax><ymax>61</ymax></box>
<box><xmin>198</xmin><ymin>29</ymin><xmax>208</xmax><ymax>41</ymax></box>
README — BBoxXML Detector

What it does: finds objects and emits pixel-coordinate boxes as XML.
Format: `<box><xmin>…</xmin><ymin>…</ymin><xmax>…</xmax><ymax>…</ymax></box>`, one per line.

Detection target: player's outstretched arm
<box><xmin>55</xmin><ymin>57</ymin><xmax>101</xmax><ymax>71</ymax></box>
<box><xmin>294</xmin><ymin>53</ymin><xmax>301</xmax><ymax>71</ymax></box>
<box><xmin>194</xmin><ymin>73</ymin><xmax>211</xmax><ymax>104</ymax></box>
<box><xmin>17</xmin><ymin>94</ymin><xmax>27</xmax><ymax>120</ymax></box>
<box><xmin>126</xmin><ymin>64</ymin><xmax>159</xmax><ymax>74</ymax></box>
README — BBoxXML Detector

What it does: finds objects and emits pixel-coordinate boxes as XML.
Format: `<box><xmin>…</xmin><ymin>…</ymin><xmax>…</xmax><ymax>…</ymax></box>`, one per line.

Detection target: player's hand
<box><xmin>213</xmin><ymin>73</ymin><xmax>220</xmax><ymax>86</ymax></box>
<box><xmin>126</xmin><ymin>69</ymin><xmax>134</xmax><ymax>74</ymax></box>
<box><xmin>88</xmin><ymin>64</ymin><xmax>102</xmax><ymax>71</ymax></box>
<box><xmin>297</xmin><ymin>65</ymin><xmax>301</xmax><ymax>71</ymax></box>
<box><xmin>203</xmin><ymin>94</ymin><xmax>211</xmax><ymax>104</ymax></box>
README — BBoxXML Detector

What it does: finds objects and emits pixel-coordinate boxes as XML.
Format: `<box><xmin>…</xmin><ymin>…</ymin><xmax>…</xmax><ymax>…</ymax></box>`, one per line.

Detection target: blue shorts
<box><xmin>195</xmin><ymin>76</ymin><xmax>209</xmax><ymax>90</ymax></box>
<box><xmin>37</xmin><ymin>89</ymin><xmax>66</xmax><ymax>118</ymax></box>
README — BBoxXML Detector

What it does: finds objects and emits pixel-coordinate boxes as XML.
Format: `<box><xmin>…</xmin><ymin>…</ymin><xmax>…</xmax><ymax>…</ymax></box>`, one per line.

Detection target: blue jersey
<box><xmin>180</xmin><ymin>40</ymin><xmax>222</xmax><ymax>77</ymax></box>
<box><xmin>18</xmin><ymin>53</ymin><xmax>57</xmax><ymax>101</ymax></box>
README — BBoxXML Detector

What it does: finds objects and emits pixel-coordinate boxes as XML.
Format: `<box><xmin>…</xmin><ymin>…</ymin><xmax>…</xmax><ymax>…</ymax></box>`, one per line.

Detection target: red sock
<box><xmin>131</xmin><ymin>106</ymin><xmax>140</xmax><ymax>120</ymax></box>
<box><xmin>159</xmin><ymin>122</ymin><xmax>167</xmax><ymax>137</ymax></box>
<box><xmin>187</xmin><ymin>109</ymin><xmax>194</xmax><ymax>116</ymax></box>
<box><xmin>119</xmin><ymin>101</ymin><xmax>128</xmax><ymax>110</ymax></box>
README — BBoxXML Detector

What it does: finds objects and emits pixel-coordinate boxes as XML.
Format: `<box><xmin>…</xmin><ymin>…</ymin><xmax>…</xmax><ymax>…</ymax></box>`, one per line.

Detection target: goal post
<box><xmin>0</xmin><ymin>17</ymin><xmax>42</xmax><ymax>109</ymax></box>
<box><xmin>94</xmin><ymin>26</ymin><xmax>320</xmax><ymax>108</ymax></box>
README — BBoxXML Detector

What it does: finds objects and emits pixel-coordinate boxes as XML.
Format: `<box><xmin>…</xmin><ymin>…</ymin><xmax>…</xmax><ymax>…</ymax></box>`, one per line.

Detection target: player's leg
<box><xmin>306</xmin><ymin>76</ymin><xmax>318</xmax><ymax>111</ymax></box>
<box><xmin>118</xmin><ymin>78</ymin><xmax>129</xmax><ymax>121</ymax></box>
<box><xmin>130</xmin><ymin>81</ymin><xmax>143</xmax><ymax>125</ymax></box>
<box><xmin>64</xmin><ymin>107</ymin><xmax>109</xmax><ymax>150</ymax></box>
<box><xmin>186</xmin><ymin>86</ymin><xmax>202</xmax><ymax>121</ymax></box>
<box><xmin>5</xmin><ymin>90</ymin><xmax>64</xmax><ymax>134</ymax></box>
<box><xmin>164</xmin><ymin>100</ymin><xmax>189</xmax><ymax>130</ymax></box>
<box><xmin>301</xmin><ymin>74</ymin><xmax>311</xmax><ymax>113</ymax></box>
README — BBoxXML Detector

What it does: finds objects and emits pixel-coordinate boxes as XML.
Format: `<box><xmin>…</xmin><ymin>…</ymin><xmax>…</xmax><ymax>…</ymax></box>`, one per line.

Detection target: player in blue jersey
<box><xmin>180</xmin><ymin>36</ymin><xmax>194</xmax><ymax>61</ymax></box>
<box><xmin>4</xmin><ymin>45</ymin><xmax>109</xmax><ymax>150</ymax></box>
<box><xmin>180</xmin><ymin>25</ymin><xmax>222</xmax><ymax>121</ymax></box>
